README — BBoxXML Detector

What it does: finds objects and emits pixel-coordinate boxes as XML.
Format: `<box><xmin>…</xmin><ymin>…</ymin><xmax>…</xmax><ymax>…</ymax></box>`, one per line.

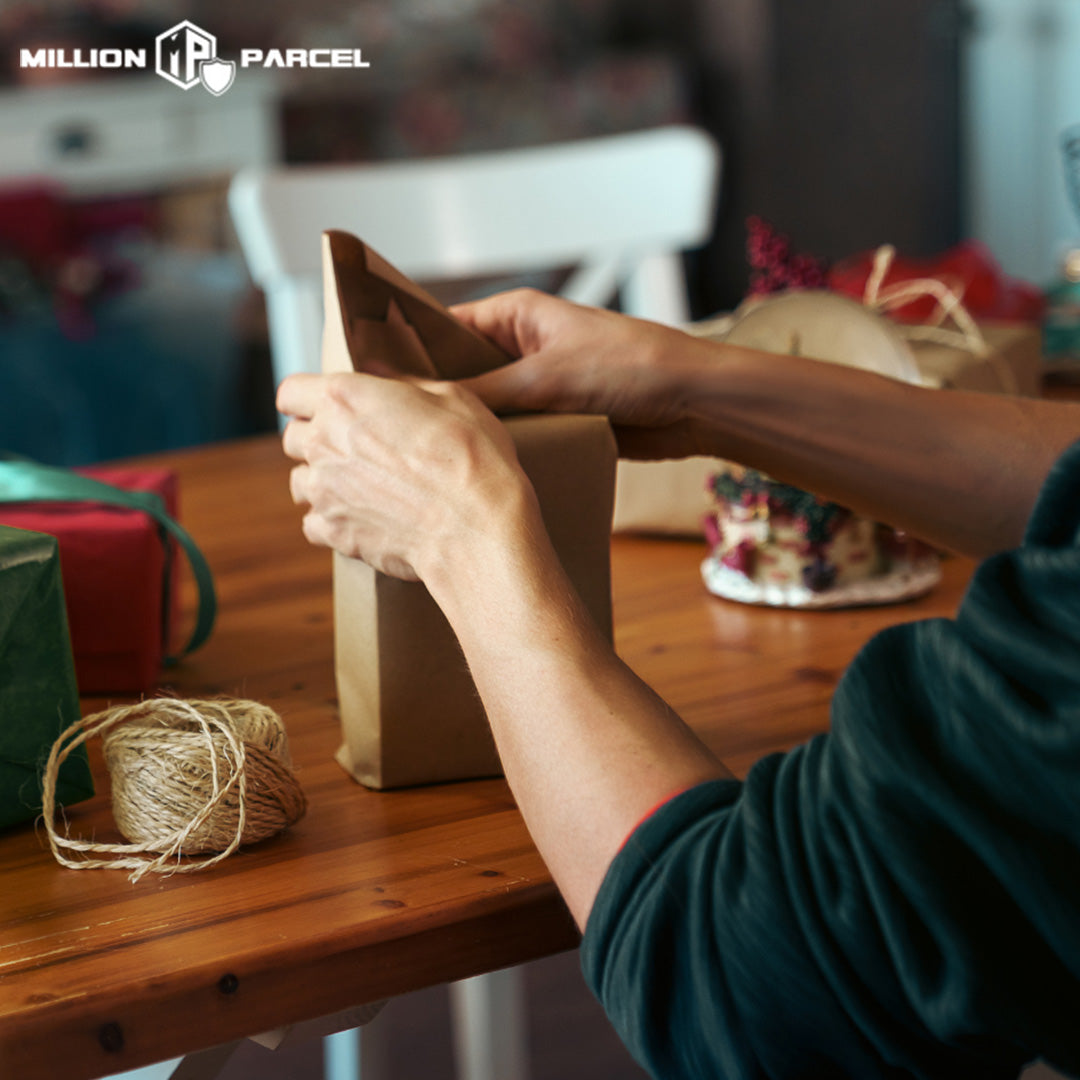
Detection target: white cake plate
<box><xmin>701</xmin><ymin>555</ymin><xmax>943</xmax><ymax>610</ymax></box>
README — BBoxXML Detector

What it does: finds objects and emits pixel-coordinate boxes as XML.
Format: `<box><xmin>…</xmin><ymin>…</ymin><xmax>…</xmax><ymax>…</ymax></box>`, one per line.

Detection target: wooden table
<box><xmin>0</xmin><ymin>436</ymin><xmax>976</xmax><ymax>1080</ymax></box>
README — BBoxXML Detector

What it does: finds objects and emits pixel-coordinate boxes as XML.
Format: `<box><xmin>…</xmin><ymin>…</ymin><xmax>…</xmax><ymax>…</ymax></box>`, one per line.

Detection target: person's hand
<box><xmin>278</xmin><ymin>371</ymin><xmax>531</xmax><ymax>581</ymax></box>
<box><xmin>453</xmin><ymin>289</ymin><xmax>717</xmax><ymax>460</ymax></box>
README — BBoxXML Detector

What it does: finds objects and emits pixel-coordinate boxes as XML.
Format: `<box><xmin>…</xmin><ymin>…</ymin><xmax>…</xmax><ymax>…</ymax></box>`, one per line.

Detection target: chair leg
<box><xmin>622</xmin><ymin>253</ymin><xmax>690</xmax><ymax>326</ymax></box>
<box><xmin>323</xmin><ymin>1012</ymin><xmax>391</xmax><ymax>1080</ymax></box>
<box><xmin>106</xmin><ymin>1042</ymin><xmax>240</xmax><ymax>1080</ymax></box>
<box><xmin>105</xmin><ymin>1061</ymin><xmax>183</xmax><ymax>1080</ymax></box>
<box><xmin>168</xmin><ymin>1044</ymin><xmax>242</xmax><ymax>1080</ymax></box>
<box><xmin>449</xmin><ymin>968</ymin><xmax>529</xmax><ymax>1080</ymax></box>
<box><xmin>323</xmin><ymin>1028</ymin><xmax>360</xmax><ymax>1080</ymax></box>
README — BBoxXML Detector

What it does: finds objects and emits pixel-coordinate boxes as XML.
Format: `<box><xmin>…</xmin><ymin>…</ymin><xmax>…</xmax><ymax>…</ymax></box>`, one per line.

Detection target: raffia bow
<box><xmin>863</xmin><ymin>245</ymin><xmax>1018</xmax><ymax>394</ymax></box>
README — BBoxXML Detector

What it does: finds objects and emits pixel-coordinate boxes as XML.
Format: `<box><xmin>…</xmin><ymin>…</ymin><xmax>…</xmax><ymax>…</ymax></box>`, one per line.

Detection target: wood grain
<box><xmin>0</xmin><ymin>435</ymin><xmax>975</xmax><ymax>1079</ymax></box>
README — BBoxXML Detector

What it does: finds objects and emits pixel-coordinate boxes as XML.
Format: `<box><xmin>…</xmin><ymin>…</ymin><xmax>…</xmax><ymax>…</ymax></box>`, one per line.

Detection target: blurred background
<box><xmin>0</xmin><ymin>0</ymin><xmax>1077</xmax><ymax>459</ymax></box>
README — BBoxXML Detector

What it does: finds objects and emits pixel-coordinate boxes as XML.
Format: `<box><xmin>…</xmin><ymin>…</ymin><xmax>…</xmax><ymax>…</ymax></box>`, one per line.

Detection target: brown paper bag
<box><xmin>322</xmin><ymin>231</ymin><xmax>617</xmax><ymax>788</ymax></box>
<box><xmin>910</xmin><ymin>321</ymin><xmax>1043</xmax><ymax>398</ymax></box>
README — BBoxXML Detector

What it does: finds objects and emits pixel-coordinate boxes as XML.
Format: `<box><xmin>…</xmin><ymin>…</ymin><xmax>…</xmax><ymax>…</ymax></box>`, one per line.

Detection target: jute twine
<box><xmin>864</xmin><ymin>244</ymin><xmax>1020</xmax><ymax>394</ymax></box>
<box><xmin>42</xmin><ymin>698</ymin><xmax>307</xmax><ymax>883</ymax></box>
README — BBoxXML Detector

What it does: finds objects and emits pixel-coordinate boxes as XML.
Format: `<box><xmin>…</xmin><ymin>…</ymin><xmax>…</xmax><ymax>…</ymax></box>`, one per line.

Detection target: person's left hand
<box><xmin>278</xmin><ymin>371</ymin><xmax>528</xmax><ymax>582</ymax></box>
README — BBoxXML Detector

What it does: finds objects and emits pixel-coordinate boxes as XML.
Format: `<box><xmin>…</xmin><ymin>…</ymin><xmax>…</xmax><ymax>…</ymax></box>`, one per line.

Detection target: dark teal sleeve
<box><xmin>582</xmin><ymin>441</ymin><xmax>1080</xmax><ymax>1080</ymax></box>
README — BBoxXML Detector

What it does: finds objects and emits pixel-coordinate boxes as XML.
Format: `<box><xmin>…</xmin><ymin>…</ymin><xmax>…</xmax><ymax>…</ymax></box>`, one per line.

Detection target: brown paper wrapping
<box><xmin>910</xmin><ymin>321</ymin><xmax>1043</xmax><ymax>398</ymax></box>
<box><xmin>322</xmin><ymin>231</ymin><xmax>616</xmax><ymax>788</ymax></box>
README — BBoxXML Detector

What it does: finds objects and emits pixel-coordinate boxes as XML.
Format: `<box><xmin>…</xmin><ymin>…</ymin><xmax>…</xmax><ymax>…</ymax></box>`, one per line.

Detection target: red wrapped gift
<box><xmin>828</xmin><ymin>240</ymin><xmax>1045</xmax><ymax>324</ymax></box>
<box><xmin>0</xmin><ymin>467</ymin><xmax>181</xmax><ymax>694</ymax></box>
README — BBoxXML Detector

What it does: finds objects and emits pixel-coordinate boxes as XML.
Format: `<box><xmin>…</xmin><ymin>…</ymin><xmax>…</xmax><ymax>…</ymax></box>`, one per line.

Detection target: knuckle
<box><xmin>508</xmin><ymin>286</ymin><xmax>541</xmax><ymax>304</ymax></box>
<box><xmin>282</xmin><ymin>418</ymin><xmax>300</xmax><ymax>451</ymax></box>
<box><xmin>288</xmin><ymin>466</ymin><xmax>306</xmax><ymax>504</ymax></box>
<box><xmin>300</xmin><ymin>511</ymin><xmax>325</xmax><ymax>546</ymax></box>
<box><xmin>434</xmin><ymin>379</ymin><xmax>469</xmax><ymax>406</ymax></box>
<box><xmin>323</xmin><ymin>372</ymin><xmax>357</xmax><ymax>405</ymax></box>
<box><xmin>304</xmin><ymin>465</ymin><xmax>332</xmax><ymax>504</ymax></box>
<box><xmin>448</xmin><ymin>416</ymin><xmax>489</xmax><ymax>463</ymax></box>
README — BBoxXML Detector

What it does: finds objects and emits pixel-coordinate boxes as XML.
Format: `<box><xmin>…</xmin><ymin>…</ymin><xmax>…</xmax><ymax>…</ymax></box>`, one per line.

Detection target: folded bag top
<box><xmin>322</xmin><ymin>229</ymin><xmax>508</xmax><ymax>380</ymax></box>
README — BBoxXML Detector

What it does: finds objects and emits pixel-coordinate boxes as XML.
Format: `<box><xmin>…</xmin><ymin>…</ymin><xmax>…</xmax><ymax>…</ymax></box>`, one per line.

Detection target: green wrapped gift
<box><xmin>0</xmin><ymin>524</ymin><xmax>93</xmax><ymax>830</ymax></box>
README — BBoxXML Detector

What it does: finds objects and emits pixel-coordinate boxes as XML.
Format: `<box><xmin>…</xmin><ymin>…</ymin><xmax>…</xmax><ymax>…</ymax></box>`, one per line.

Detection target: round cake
<box><xmin>702</xmin><ymin>466</ymin><xmax>941</xmax><ymax>608</ymax></box>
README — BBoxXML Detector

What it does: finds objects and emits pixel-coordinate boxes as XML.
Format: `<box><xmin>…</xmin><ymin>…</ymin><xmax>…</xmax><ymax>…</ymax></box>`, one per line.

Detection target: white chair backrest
<box><xmin>228</xmin><ymin>125</ymin><xmax>721</xmax><ymax>385</ymax></box>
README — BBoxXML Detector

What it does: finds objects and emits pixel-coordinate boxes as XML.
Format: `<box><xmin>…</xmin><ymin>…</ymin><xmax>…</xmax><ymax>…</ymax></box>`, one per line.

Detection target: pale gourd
<box><xmin>722</xmin><ymin>289</ymin><xmax>922</xmax><ymax>384</ymax></box>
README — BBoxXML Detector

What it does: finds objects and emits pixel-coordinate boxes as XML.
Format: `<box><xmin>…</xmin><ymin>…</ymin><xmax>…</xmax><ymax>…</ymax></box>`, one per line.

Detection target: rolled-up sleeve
<box><xmin>582</xmin><ymin>442</ymin><xmax>1080</xmax><ymax>1080</ymax></box>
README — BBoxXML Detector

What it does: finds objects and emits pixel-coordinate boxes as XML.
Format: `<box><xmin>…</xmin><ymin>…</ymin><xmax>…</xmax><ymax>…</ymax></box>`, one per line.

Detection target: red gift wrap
<box><xmin>829</xmin><ymin>240</ymin><xmax>1045</xmax><ymax>324</ymax></box>
<box><xmin>0</xmin><ymin>467</ymin><xmax>179</xmax><ymax>695</ymax></box>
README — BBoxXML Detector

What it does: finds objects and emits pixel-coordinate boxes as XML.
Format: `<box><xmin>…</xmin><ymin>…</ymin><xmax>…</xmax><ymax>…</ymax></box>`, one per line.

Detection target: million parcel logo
<box><xmin>157</xmin><ymin>21</ymin><xmax>234</xmax><ymax>95</ymax></box>
<box><xmin>20</xmin><ymin>19</ymin><xmax>371</xmax><ymax>95</ymax></box>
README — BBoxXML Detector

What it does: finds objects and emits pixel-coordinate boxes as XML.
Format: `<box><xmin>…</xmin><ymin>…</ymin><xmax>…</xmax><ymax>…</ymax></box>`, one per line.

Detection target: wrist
<box><xmin>659</xmin><ymin>334</ymin><xmax>740</xmax><ymax>457</ymax></box>
<box><xmin>421</xmin><ymin>463</ymin><xmax>606</xmax><ymax>673</ymax></box>
<box><xmin>417</xmin><ymin>460</ymin><xmax>543</xmax><ymax>606</ymax></box>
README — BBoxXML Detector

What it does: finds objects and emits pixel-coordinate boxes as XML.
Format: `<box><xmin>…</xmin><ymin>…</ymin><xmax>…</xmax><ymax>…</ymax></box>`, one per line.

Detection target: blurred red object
<box><xmin>745</xmin><ymin>216</ymin><xmax>829</xmax><ymax>296</ymax></box>
<box><xmin>0</xmin><ymin>181</ymin><xmax>69</xmax><ymax>269</ymax></box>
<box><xmin>0</xmin><ymin>180</ymin><xmax>153</xmax><ymax>262</ymax></box>
<box><xmin>829</xmin><ymin>240</ymin><xmax>1045</xmax><ymax>324</ymax></box>
<box><xmin>0</xmin><ymin>468</ymin><xmax>180</xmax><ymax>694</ymax></box>
<box><xmin>0</xmin><ymin>180</ymin><xmax>151</xmax><ymax>335</ymax></box>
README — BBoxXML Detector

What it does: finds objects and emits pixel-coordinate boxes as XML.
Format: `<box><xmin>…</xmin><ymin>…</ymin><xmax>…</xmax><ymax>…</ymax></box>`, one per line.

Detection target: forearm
<box><xmin>459</xmin><ymin>291</ymin><xmax>1080</xmax><ymax>557</ymax></box>
<box><xmin>682</xmin><ymin>343</ymin><xmax>1080</xmax><ymax>557</ymax></box>
<box><xmin>421</xmin><ymin>480</ymin><xmax>726</xmax><ymax>929</ymax></box>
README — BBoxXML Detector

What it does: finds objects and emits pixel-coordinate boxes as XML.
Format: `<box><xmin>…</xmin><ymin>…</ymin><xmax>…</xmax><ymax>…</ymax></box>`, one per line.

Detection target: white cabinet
<box><xmin>0</xmin><ymin>74</ymin><xmax>280</xmax><ymax>195</ymax></box>
<box><xmin>963</xmin><ymin>0</ymin><xmax>1080</xmax><ymax>283</ymax></box>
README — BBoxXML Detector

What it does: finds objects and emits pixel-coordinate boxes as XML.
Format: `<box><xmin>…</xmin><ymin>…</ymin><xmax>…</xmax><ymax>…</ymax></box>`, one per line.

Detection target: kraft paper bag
<box><xmin>910</xmin><ymin>321</ymin><xmax>1042</xmax><ymax>398</ymax></box>
<box><xmin>322</xmin><ymin>231</ymin><xmax>616</xmax><ymax>788</ymax></box>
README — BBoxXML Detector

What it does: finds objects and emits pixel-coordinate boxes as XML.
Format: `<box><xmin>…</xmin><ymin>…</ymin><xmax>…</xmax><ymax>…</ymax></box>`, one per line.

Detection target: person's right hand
<box><xmin>453</xmin><ymin>289</ymin><xmax>719</xmax><ymax>460</ymax></box>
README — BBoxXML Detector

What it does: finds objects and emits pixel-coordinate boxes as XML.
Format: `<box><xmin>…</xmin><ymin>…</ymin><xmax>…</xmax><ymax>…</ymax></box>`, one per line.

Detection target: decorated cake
<box><xmin>702</xmin><ymin>466</ymin><xmax>940</xmax><ymax>608</ymax></box>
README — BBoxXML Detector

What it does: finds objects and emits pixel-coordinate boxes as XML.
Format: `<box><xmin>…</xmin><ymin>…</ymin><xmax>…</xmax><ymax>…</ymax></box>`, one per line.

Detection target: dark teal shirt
<box><xmin>582</xmin><ymin>441</ymin><xmax>1080</xmax><ymax>1080</ymax></box>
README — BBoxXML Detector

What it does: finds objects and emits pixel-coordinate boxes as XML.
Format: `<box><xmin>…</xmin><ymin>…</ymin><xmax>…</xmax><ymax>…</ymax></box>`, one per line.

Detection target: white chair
<box><xmin>227</xmin><ymin>125</ymin><xmax>720</xmax><ymax>1080</ymax></box>
<box><xmin>229</xmin><ymin>125</ymin><xmax>720</xmax><ymax>389</ymax></box>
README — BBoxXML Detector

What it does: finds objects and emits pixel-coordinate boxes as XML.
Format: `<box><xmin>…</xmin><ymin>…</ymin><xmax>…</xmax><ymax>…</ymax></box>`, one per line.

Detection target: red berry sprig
<box><xmin>746</xmin><ymin>216</ymin><xmax>829</xmax><ymax>296</ymax></box>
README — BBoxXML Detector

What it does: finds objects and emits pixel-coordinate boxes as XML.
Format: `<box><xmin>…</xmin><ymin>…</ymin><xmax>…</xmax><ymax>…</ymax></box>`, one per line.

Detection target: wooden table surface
<box><xmin>0</xmin><ymin>435</ymin><xmax>976</xmax><ymax>1080</ymax></box>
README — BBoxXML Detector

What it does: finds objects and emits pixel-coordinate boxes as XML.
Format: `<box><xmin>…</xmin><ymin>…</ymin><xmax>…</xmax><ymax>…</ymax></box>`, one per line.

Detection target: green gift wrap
<box><xmin>0</xmin><ymin>524</ymin><xmax>92</xmax><ymax>830</ymax></box>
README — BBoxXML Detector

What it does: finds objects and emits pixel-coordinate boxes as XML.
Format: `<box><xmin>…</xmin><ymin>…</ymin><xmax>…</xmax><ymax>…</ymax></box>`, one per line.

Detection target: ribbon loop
<box><xmin>0</xmin><ymin>459</ymin><xmax>216</xmax><ymax>660</ymax></box>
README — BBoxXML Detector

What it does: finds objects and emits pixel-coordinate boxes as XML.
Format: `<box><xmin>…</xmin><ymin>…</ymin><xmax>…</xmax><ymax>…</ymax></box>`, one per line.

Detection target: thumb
<box><xmin>451</xmin><ymin>294</ymin><xmax>528</xmax><ymax>359</ymax></box>
<box><xmin>460</xmin><ymin>359</ymin><xmax>544</xmax><ymax>415</ymax></box>
<box><xmin>451</xmin><ymin>287</ymin><xmax>558</xmax><ymax>359</ymax></box>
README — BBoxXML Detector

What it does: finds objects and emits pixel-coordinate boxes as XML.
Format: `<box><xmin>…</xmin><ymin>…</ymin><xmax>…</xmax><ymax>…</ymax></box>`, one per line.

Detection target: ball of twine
<box><xmin>42</xmin><ymin>697</ymin><xmax>307</xmax><ymax>883</ymax></box>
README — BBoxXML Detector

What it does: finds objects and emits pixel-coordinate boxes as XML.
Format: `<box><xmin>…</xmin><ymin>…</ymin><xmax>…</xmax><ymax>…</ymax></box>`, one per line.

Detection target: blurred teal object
<box><xmin>1044</xmin><ymin>128</ymin><xmax>1080</xmax><ymax>367</ymax></box>
<box><xmin>0</xmin><ymin>250</ymin><xmax>253</xmax><ymax>466</ymax></box>
<box><xmin>0</xmin><ymin>524</ymin><xmax>92</xmax><ymax>831</ymax></box>
<box><xmin>1043</xmin><ymin>250</ymin><xmax>1080</xmax><ymax>364</ymax></box>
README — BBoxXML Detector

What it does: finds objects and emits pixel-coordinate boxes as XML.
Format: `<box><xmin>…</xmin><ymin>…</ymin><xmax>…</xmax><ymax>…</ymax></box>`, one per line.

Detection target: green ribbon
<box><xmin>0</xmin><ymin>459</ymin><xmax>216</xmax><ymax>662</ymax></box>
